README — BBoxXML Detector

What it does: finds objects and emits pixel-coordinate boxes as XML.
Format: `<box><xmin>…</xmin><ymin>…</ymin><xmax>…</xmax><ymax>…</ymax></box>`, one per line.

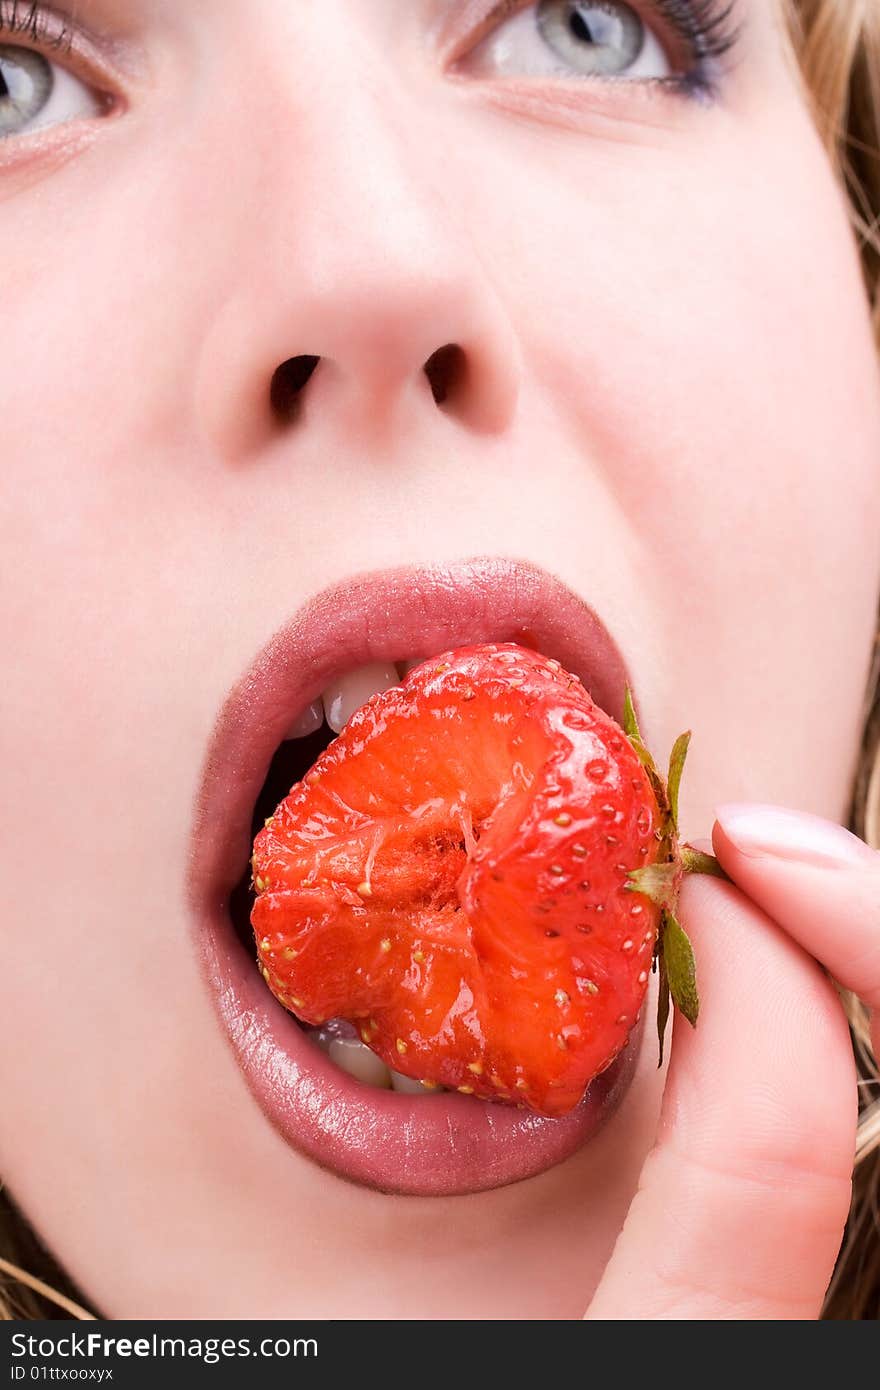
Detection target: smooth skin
<box><xmin>1</xmin><ymin>1</ymin><xmax>879</xmax><ymax>1318</ymax></box>
<box><xmin>590</xmin><ymin>807</ymin><xmax>877</xmax><ymax>1318</ymax></box>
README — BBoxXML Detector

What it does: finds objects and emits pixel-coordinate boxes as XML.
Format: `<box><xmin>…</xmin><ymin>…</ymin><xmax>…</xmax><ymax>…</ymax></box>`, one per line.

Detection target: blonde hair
<box><xmin>782</xmin><ymin>0</ymin><xmax>880</xmax><ymax>1322</ymax></box>
<box><xmin>2</xmin><ymin>0</ymin><xmax>880</xmax><ymax>1323</ymax></box>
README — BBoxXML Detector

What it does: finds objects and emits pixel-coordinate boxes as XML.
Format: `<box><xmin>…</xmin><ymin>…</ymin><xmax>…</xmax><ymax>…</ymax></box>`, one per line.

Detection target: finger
<box><xmin>711</xmin><ymin>803</ymin><xmax>880</xmax><ymax>1061</ymax></box>
<box><xmin>585</xmin><ymin>871</ymin><xmax>856</xmax><ymax>1320</ymax></box>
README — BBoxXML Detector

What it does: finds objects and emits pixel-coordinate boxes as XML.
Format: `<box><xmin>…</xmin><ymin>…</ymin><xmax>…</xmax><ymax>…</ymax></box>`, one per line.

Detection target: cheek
<box><xmin>465</xmin><ymin>102</ymin><xmax>880</xmax><ymax>810</ymax></box>
<box><xmin>0</xmin><ymin>133</ymin><xmax>251</xmax><ymax>769</ymax></box>
<box><xmin>487</xmin><ymin>112</ymin><xmax>880</xmax><ymax>559</ymax></box>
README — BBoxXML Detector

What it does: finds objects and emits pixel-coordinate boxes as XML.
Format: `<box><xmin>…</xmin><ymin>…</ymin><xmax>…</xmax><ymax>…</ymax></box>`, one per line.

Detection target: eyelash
<box><xmin>478</xmin><ymin>0</ymin><xmax>741</xmax><ymax>100</ymax></box>
<box><xmin>0</xmin><ymin>0</ymin><xmax>743</xmax><ymax>136</ymax></box>
<box><xmin>0</xmin><ymin>0</ymin><xmax>73</xmax><ymax>54</ymax></box>
<box><xmin>655</xmin><ymin>0</ymin><xmax>740</xmax><ymax>94</ymax></box>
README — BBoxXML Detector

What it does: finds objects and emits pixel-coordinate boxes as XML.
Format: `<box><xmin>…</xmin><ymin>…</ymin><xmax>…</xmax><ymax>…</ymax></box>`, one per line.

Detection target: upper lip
<box><xmin>188</xmin><ymin>555</ymin><xmax>640</xmax><ymax>1196</ymax></box>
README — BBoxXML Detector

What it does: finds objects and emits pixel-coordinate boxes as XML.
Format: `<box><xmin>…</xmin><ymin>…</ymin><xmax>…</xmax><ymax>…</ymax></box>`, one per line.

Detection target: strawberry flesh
<box><xmin>251</xmin><ymin>643</ymin><xmax>662</xmax><ymax>1117</ymax></box>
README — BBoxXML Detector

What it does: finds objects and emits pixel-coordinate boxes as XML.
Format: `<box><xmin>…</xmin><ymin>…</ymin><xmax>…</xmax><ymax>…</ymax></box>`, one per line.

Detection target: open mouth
<box><xmin>189</xmin><ymin>556</ymin><xmax>642</xmax><ymax>1196</ymax></box>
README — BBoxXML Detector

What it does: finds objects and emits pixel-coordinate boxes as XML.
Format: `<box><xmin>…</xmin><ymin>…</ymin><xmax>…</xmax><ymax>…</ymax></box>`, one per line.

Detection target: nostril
<box><xmin>270</xmin><ymin>355</ymin><xmax>320</xmax><ymax>422</ymax></box>
<box><xmin>424</xmin><ymin>344</ymin><xmax>467</xmax><ymax>407</ymax></box>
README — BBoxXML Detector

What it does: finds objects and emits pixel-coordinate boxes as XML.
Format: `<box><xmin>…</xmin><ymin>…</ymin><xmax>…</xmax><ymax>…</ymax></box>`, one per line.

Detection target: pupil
<box><xmin>0</xmin><ymin>68</ymin><xmax>7</xmax><ymax>102</ymax></box>
<box><xmin>570</xmin><ymin>11</ymin><xmax>593</xmax><ymax>42</ymax></box>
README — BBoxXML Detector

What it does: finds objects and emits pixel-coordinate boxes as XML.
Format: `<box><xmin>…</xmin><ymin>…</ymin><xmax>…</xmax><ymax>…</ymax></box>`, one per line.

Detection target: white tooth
<box><xmin>322</xmin><ymin>661</ymin><xmax>399</xmax><ymax>734</ymax></box>
<box><xmin>390</xmin><ymin>1068</ymin><xmax>433</xmax><ymax>1095</ymax></box>
<box><xmin>328</xmin><ymin>1037</ymin><xmax>392</xmax><ymax>1088</ymax></box>
<box><xmin>284</xmin><ymin>700</ymin><xmax>323</xmax><ymax>740</ymax></box>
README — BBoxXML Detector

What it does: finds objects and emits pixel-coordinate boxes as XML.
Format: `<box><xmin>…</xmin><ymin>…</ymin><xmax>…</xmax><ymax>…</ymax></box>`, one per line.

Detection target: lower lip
<box><xmin>204</xmin><ymin>914</ymin><xmax>639</xmax><ymax>1196</ymax></box>
<box><xmin>192</xmin><ymin>557</ymin><xmax>640</xmax><ymax>1196</ymax></box>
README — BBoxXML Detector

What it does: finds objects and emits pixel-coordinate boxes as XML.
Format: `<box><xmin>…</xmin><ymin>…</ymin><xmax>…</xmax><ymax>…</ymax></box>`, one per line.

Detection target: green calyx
<box><xmin>621</xmin><ymin>686</ymin><xmax>730</xmax><ymax>1065</ymax></box>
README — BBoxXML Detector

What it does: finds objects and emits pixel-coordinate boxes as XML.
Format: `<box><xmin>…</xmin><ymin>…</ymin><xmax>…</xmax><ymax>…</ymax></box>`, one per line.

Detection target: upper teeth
<box><xmin>322</xmin><ymin>660</ymin><xmax>400</xmax><ymax>734</ymax></box>
<box><xmin>284</xmin><ymin>699</ymin><xmax>324</xmax><ymax>740</ymax></box>
<box><xmin>285</xmin><ymin>659</ymin><xmax>421</xmax><ymax>741</ymax></box>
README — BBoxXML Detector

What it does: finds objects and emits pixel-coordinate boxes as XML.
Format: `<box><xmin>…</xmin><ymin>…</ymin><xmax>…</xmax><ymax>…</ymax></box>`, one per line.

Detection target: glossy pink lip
<box><xmin>189</xmin><ymin>556</ymin><xmax>643</xmax><ymax>1196</ymax></box>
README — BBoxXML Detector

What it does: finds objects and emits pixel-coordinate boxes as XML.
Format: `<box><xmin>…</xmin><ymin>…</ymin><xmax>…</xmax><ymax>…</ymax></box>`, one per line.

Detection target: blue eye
<box><xmin>464</xmin><ymin>2</ymin><xmax>674</xmax><ymax>83</ymax></box>
<box><xmin>538</xmin><ymin>2</ymin><xmax>661</xmax><ymax>75</ymax></box>
<box><xmin>0</xmin><ymin>42</ymin><xmax>101</xmax><ymax>139</ymax></box>
<box><xmin>455</xmin><ymin>0</ymin><xmax>741</xmax><ymax>101</ymax></box>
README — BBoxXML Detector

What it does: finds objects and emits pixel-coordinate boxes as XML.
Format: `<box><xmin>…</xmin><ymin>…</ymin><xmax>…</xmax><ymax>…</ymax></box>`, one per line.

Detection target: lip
<box><xmin>189</xmin><ymin>556</ymin><xmax>643</xmax><ymax>1196</ymax></box>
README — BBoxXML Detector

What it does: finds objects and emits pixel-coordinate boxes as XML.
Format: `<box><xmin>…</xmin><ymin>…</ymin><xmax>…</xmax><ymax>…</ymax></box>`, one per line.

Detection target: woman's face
<box><xmin>2</xmin><ymin>0</ymin><xmax>879</xmax><ymax>1318</ymax></box>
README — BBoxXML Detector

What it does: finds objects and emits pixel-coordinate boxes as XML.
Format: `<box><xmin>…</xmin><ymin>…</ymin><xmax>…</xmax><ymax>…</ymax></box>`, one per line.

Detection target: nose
<box><xmin>194</xmin><ymin>26</ymin><xmax>522</xmax><ymax>463</ymax></box>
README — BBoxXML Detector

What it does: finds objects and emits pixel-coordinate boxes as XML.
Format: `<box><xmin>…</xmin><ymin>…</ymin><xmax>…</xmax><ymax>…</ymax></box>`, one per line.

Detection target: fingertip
<box><xmin>705</xmin><ymin>808</ymin><xmax>880</xmax><ymax>1011</ymax></box>
<box><xmin>710</xmin><ymin>818</ymin><xmax>741</xmax><ymax>871</ymax></box>
<box><xmin>712</xmin><ymin>802</ymin><xmax>878</xmax><ymax>871</ymax></box>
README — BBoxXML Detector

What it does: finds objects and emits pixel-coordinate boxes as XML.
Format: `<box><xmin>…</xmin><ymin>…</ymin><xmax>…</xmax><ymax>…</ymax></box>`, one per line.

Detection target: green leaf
<box><xmin>665</xmin><ymin>730</ymin><xmax>691</xmax><ymax>830</ymax></box>
<box><xmin>631</xmin><ymin>738</ymin><xmax>658</xmax><ymax>776</ymax></box>
<box><xmin>656</xmin><ymin>947</ymin><xmax>671</xmax><ymax>1067</ymax></box>
<box><xmin>622</xmin><ymin>685</ymin><xmax>659</xmax><ymax>778</ymax></box>
<box><xmin>622</xmin><ymin>684</ymin><xmax>642</xmax><ymax>743</ymax></box>
<box><xmin>626</xmin><ymin>861</ymin><xmax>677</xmax><ymax>909</ymax></box>
<box><xmin>663</xmin><ymin>909</ymin><xmax>700</xmax><ymax>1027</ymax></box>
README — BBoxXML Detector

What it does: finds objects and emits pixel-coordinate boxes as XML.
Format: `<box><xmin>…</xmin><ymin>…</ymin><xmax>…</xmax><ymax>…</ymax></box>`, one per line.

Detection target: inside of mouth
<box><xmin>228</xmin><ymin>724</ymin><xmax>331</xmax><ymax>955</ymax></box>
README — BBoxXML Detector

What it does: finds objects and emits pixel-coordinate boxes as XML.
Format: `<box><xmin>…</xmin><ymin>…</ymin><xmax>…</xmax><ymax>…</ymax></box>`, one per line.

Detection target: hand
<box><xmin>584</xmin><ymin>803</ymin><xmax>878</xmax><ymax>1320</ymax></box>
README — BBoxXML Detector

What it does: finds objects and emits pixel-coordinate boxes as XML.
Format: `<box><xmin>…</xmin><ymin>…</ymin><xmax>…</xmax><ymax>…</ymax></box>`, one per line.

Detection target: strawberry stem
<box><xmin>621</xmin><ymin>685</ymin><xmax>732</xmax><ymax>1064</ymax></box>
<box><xmin>680</xmin><ymin>844</ymin><xmax>731</xmax><ymax>881</ymax></box>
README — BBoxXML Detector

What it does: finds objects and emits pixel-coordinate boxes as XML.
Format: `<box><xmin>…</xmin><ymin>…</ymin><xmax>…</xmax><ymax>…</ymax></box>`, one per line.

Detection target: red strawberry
<box><xmin>250</xmin><ymin>643</ymin><xmax>716</xmax><ymax>1117</ymax></box>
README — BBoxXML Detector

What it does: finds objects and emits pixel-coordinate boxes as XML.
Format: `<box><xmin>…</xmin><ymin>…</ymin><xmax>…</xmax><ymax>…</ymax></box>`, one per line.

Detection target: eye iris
<box><xmin>0</xmin><ymin>46</ymin><xmax>53</xmax><ymax>135</ymax></box>
<box><xmin>538</xmin><ymin>2</ymin><xmax>645</xmax><ymax>75</ymax></box>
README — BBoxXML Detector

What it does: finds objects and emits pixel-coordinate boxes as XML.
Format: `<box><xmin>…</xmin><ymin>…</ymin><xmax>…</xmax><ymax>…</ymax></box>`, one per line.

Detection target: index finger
<box><xmin>711</xmin><ymin>803</ymin><xmax>880</xmax><ymax>1059</ymax></box>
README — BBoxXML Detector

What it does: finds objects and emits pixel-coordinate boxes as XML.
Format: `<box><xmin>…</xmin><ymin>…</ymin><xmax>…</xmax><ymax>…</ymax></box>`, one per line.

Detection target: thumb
<box><xmin>585</xmin><ymin>868</ymin><xmax>856</xmax><ymax>1320</ymax></box>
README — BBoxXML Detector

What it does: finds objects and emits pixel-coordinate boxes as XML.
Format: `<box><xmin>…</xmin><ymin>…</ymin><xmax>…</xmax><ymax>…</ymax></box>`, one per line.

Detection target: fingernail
<box><xmin>714</xmin><ymin>802</ymin><xmax>876</xmax><ymax>869</ymax></box>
